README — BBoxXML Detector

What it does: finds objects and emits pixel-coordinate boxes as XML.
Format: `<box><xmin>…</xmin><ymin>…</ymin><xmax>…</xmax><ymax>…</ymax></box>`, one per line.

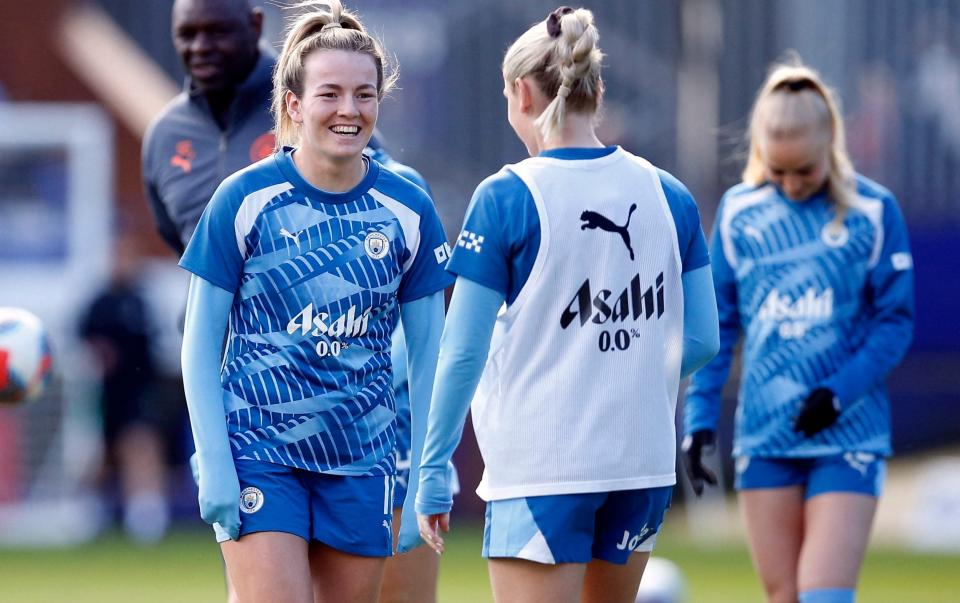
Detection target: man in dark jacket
<box><xmin>142</xmin><ymin>0</ymin><xmax>274</xmax><ymax>255</ymax></box>
<box><xmin>141</xmin><ymin>0</ymin><xmax>272</xmax><ymax>597</ymax></box>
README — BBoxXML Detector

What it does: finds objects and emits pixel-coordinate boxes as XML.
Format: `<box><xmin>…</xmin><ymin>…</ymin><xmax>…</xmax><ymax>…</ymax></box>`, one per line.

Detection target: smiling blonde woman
<box><xmin>178</xmin><ymin>2</ymin><xmax>452</xmax><ymax>601</ymax></box>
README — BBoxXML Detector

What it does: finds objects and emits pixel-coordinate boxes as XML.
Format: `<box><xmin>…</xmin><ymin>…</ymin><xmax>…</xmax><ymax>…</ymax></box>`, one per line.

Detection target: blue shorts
<box><xmin>214</xmin><ymin>459</ymin><xmax>395</xmax><ymax>557</ymax></box>
<box><xmin>735</xmin><ymin>453</ymin><xmax>886</xmax><ymax>499</ymax></box>
<box><xmin>482</xmin><ymin>487</ymin><xmax>673</xmax><ymax>565</ymax></box>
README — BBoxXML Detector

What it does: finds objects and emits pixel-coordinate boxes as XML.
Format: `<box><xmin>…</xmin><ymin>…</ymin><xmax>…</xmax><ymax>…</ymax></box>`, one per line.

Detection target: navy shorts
<box><xmin>735</xmin><ymin>453</ymin><xmax>886</xmax><ymax>499</ymax></box>
<box><xmin>482</xmin><ymin>487</ymin><xmax>673</xmax><ymax>565</ymax></box>
<box><xmin>214</xmin><ymin>458</ymin><xmax>395</xmax><ymax>557</ymax></box>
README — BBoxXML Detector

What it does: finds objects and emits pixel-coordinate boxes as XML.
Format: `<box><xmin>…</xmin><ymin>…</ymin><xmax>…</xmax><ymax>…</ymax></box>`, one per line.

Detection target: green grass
<box><xmin>0</xmin><ymin>530</ymin><xmax>227</xmax><ymax>603</ymax></box>
<box><xmin>0</xmin><ymin>523</ymin><xmax>957</xmax><ymax>602</ymax></box>
<box><xmin>653</xmin><ymin>535</ymin><xmax>960</xmax><ymax>603</ymax></box>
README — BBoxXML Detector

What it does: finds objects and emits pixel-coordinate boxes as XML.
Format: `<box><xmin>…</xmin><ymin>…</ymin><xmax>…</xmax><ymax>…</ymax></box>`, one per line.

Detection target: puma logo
<box><xmin>744</xmin><ymin>225</ymin><xmax>763</xmax><ymax>241</ymax></box>
<box><xmin>279</xmin><ymin>227</ymin><xmax>303</xmax><ymax>246</ymax></box>
<box><xmin>170</xmin><ymin>139</ymin><xmax>196</xmax><ymax>173</ymax></box>
<box><xmin>170</xmin><ymin>155</ymin><xmax>192</xmax><ymax>173</ymax></box>
<box><xmin>580</xmin><ymin>203</ymin><xmax>638</xmax><ymax>260</ymax></box>
<box><xmin>843</xmin><ymin>452</ymin><xmax>876</xmax><ymax>477</ymax></box>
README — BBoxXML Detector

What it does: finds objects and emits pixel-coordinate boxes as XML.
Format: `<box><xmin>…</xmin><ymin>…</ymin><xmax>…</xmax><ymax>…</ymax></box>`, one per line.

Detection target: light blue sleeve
<box><xmin>396</xmin><ymin>291</ymin><xmax>446</xmax><ymax>553</ymax></box>
<box><xmin>446</xmin><ymin>171</ymin><xmax>541</xmax><ymax>304</ymax></box>
<box><xmin>681</xmin><ymin>265</ymin><xmax>720</xmax><ymax>378</ymax></box>
<box><xmin>179</xmin><ymin>178</ymin><xmax>245</xmax><ymax>294</ymax></box>
<box><xmin>181</xmin><ymin>275</ymin><xmax>240</xmax><ymax>539</ymax></box>
<box><xmin>396</xmin><ymin>188</ymin><xmax>455</xmax><ymax>303</ymax></box>
<box><xmin>658</xmin><ymin>169</ymin><xmax>710</xmax><ymax>273</ymax></box>
<box><xmin>683</xmin><ymin>194</ymin><xmax>741</xmax><ymax>435</ymax></box>
<box><xmin>416</xmin><ymin>277</ymin><xmax>504</xmax><ymax>516</ymax></box>
<box><xmin>391</xmin><ymin>324</ymin><xmax>408</xmax><ymax>392</ymax></box>
<box><xmin>823</xmin><ymin>193</ymin><xmax>915</xmax><ymax>405</ymax></box>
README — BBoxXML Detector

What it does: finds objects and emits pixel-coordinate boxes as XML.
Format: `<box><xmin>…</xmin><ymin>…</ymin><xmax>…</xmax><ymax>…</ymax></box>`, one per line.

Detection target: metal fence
<box><xmin>98</xmin><ymin>0</ymin><xmax>960</xmax><ymax>227</ymax></box>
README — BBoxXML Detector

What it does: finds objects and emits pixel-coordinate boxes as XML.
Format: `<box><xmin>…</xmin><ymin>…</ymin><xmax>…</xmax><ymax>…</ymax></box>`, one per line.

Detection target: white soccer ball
<box><xmin>636</xmin><ymin>557</ymin><xmax>687</xmax><ymax>603</ymax></box>
<box><xmin>0</xmin><ymin>307</ymin><xmax>53</xmax><ymax>404</ymax></box>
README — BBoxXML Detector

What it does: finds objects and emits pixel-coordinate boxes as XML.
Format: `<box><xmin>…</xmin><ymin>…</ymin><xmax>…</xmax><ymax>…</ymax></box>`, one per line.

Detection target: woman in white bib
<box><xmin>415</xmin><ymin>6</ymin><xmax>720</xmax><ymax>602</ymax></box>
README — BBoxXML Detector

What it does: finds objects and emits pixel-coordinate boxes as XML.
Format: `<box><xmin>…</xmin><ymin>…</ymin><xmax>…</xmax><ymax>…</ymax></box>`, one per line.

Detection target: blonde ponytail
<box><xmin>503</xmin><ymin>6</ymin><xmax>604</xmax><ymax>143</ymax></box>
<box><xmin>743</xmin><ymin>59</ymin><xmax>856</xmax><ymax>223</ymax></box>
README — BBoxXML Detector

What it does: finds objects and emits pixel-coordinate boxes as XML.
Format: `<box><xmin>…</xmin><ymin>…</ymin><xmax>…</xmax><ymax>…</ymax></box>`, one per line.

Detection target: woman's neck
<box><xmin>538</xmin><ymin>112</ymin><xmax>604</xmax><ymax>152</ymax></box>
<box><xmin>293</xmin><ymin>146</ymin><xmax>367</xmax><ymax>193</ymax></box>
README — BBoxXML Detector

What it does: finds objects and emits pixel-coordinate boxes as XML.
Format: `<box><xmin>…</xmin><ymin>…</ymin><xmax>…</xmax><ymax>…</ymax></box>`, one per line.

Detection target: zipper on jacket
<box><xmin>218</xmin><ymin>133</ymin><xmax>227</xmax><ymax>180</ymax></box>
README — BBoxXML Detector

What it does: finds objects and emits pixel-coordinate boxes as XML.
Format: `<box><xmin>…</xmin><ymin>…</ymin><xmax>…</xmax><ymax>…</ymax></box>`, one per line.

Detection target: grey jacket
<box><xmin>141</xmin><ymin>52</ymin><xmax>276</xmax><ymax>255</ymax></box>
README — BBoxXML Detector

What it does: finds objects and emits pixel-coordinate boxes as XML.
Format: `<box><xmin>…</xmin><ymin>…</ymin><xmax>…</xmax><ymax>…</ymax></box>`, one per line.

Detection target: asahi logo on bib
<box><xmin>560</xmin><ymin>272</ymin><xmax>665</xmax><ymax>353</ymax></box>
<box><xmin>560</xmin><ymin>272</ymin><xmax>665</xmax><ymax>329</ymax></box>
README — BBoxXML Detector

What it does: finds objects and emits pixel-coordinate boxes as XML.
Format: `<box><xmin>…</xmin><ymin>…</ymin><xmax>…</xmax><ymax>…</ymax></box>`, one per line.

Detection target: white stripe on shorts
<box><xmin>383</xmin><ymin>475</ymin><xmax>391</xmax><ymax>514</ymax></box>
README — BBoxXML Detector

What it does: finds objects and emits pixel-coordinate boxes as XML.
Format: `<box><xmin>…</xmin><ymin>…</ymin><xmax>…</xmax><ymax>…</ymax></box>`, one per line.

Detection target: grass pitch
<box><xmin>0</xmin><ymin>521</ymin><xmax>957</xmax><ymax>602</ymax></box>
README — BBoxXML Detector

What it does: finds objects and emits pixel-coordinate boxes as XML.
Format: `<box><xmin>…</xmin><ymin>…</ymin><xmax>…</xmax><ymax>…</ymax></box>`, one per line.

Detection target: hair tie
<box><xmin>546</xmin><ymin>6</ymin><xmax>574</xmax><ymax>38</ymax></box>
<box><xmin>776</xmin><ymin>78</ymin><xmax>815</xmax><ymax>93</ymax></box>
<box><xmin>557</xmin><ymin>84</ymin><xmax>572</xmax><ymax>99</ymax></box>
<box><xmin>321</xmin><ymin>21</ymin><xmax>342</xmax><ymax>32</ymax></box>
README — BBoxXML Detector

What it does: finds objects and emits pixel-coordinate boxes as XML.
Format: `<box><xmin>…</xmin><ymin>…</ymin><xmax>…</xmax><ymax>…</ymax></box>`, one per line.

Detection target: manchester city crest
<box><xmin>239</xmin><ymin>487</ymin><xmax>264</xmax><ymax>514</ymax></box>
<box><xmin>820</xmin><ymin>222</ymin><xmax>849</xmax><ymax>248</ymax></box>
<box><xmin>364</xmin><ymin>231</ymin><xmax>390</xmax><ymax>260</ymax></box>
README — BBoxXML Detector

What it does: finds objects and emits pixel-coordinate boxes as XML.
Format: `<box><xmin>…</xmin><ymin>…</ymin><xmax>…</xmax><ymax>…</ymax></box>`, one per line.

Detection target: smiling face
<box><xmin>172</xmin><ymin>0</ymin><xmax>262</xmax><ymax>96</ymax></box>
<box><xmin>760</xmin><ymin>131</ymin><xmax>830</xmax><ymax>201</ymax></box>
<box><xmin>285</xmin><ymin>49</ymin><xmax>379</xmax><ymax>164</ymax></box>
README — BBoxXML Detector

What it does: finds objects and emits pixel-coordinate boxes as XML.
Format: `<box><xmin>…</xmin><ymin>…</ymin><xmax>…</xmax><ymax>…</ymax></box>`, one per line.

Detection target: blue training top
<box><xmin>684</xmin><ymin>175</ymin><xmax>914</xmax><ymax>458</ymax></box>
<box><xmin>179</xmin><ymin>148</ymin><xmax>454</xmax><ymax>476</ymax></box>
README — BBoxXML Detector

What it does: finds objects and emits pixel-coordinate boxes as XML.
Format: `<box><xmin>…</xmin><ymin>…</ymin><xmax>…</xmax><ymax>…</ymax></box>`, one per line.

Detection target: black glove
<box><xmin>682</xmin><ymin>430</ymin><xmax>718</xmax><ymax>496</ymax></box>
<box><xmin>793</xmin><ymin>387</ymin><xmax>841</xmax><ymax>437</ymax></box>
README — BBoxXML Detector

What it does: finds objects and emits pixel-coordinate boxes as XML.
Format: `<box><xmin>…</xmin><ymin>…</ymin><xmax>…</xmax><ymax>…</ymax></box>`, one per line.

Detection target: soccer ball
<box><xmin>636</xmin><ymin>557</ymin><xmax>687</xmax><ymax>603</ymax></box>
<box><xmin>0</xmin><ymin>307</ymin><xmax>53</xmax><ymax>404</ymax></box>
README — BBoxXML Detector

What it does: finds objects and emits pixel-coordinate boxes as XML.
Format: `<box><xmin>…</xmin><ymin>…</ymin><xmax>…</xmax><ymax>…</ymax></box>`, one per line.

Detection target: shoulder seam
<box><xmin>719</xmin><ymin>184</ymin><xmax>774</xmax><ymax>269</ymax></box>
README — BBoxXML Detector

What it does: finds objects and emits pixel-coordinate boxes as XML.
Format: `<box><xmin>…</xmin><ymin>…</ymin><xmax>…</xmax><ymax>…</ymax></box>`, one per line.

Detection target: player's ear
<box><xmin>285</xmin><ymin>90</ymin><xmax>303</xmax><ymax>124</ymax></box>
<box><xmin>250</xmin><ymin>7</ymin><xmax>264</xmax><ymax>40</ymax></box>
<box><xmin>515</xmin><ymin>77</ymin><xmax>534</xmax><ymax>114</ymax></box>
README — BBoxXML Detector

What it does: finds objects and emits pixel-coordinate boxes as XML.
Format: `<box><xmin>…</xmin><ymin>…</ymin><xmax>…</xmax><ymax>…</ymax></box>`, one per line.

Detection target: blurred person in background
<box><xmin>380</xmin><ymin>322</ymin><xmax>459</xmax><ymax>603</ymax></box>
<box><xmin>142</xmin><ymin>0</ymin><xmax>453</xmax><ymax>600</ymax></box>
<box><xmin>79</xmin><ymin>236</ymin><xmax>169</xmax><ymax>544</ymax></box>
<box><xmin>178</xmin><ymin>0</ymin><xmax>451</xmax><ymax>601</ymax></box>
<box><xmin>142</xmin><ymin>0</ymin><xmax>270</xmax><ymax>596</ymax></box>
<box><xmin>416</xmin><ymin>7</ymin><xmax>718</xmax><ymax>603</ymax></box>
<box><xmin>682</xmin><ymin>60</ymin><xmax>914</xmax><ymax>603</ymax></box>
<box><xmin>142</xmin><ymin>0</ymin><xmax>273</xmax><ymax>256</ymax></box>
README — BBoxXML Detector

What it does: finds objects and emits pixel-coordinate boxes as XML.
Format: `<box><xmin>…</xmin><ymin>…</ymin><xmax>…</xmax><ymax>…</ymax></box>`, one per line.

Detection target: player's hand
<box><xmin>396</xmin><ymin>487</ymin><xmax>426</xmax><ymax>553</ymax></box>
<box><xmin>794</xmin><ymin>387</ymin><xmax>840</xmax><ymax>437</ymax></box>
<box><xmin>682</xmin><ymin>429</ymin><xmax>718</xmax><ymax>496</ymax></box>
<box><xmin>196</xmin><ymin>452</ymin><xmax>241</xmax><ymax>540</ymax></box>
<box><xmin>417</xmin><ymin>512</ymin><xmax>449</xmax><ymax>555</ymax></box>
